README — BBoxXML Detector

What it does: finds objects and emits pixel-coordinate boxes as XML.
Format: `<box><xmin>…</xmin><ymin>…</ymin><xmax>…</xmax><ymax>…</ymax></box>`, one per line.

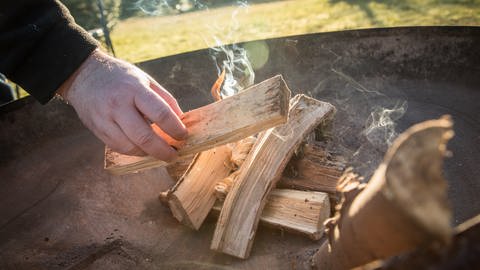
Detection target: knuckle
<box><xmin>152</xmin><ymin>106</ymin><xmax>171</xmax><ymax>123</ymax></box>
<box><xmin>106</xmin><ymin>94</ymin><xmax>125</xmax><ymax>110</ymax></box>
<box><xmin>135</xmin><ymin>131</ymin><xmax>155</xmax><ymax>146</ymax></box>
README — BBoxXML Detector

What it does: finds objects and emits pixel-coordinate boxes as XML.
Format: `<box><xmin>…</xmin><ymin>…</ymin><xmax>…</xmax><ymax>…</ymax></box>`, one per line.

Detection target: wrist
<box><xmin>55</xmin><ymin>48</ymin><xmax>102</xmax><ymax>102</ymax></box>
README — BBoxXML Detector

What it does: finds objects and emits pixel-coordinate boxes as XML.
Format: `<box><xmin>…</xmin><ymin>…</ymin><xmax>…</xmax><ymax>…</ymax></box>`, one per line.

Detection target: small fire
<box><xmin>209</xmin><ymin>42</ymin><xmax>255</xmax><ymax>98</ymax></box>
<box><xmin>211</xmin><ymin>68</ymin><xmax>226</xmax><ymax>101</ymax></box>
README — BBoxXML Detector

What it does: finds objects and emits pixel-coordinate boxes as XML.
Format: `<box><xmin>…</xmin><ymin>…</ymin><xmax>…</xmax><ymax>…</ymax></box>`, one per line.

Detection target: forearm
<box><xmin>0</xmin><ymin>0</ymin><xmax>98</xmax><ymax>104</ymax></box>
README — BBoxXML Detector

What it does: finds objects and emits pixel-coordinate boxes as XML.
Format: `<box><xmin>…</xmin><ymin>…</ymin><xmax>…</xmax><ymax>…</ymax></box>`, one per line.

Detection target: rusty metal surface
<box><xmin>1</xmin><ymin>27</ymin><xmax>479</xmax><ymax>269</ymax></box>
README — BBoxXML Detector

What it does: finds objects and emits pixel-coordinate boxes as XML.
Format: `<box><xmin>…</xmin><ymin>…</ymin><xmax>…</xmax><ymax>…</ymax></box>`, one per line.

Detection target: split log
<box><xmin>104</xmin><ymin>75</ymin><xmax>291</xmax><ymax>175</ymax></box>
<box><xmin>214</xmin><ymin>137</ymin><xmax>257</xmax><ymax>201</ymax></box>
<box><xmin>214</xmin><ymin>170</ymin><xmax>240</xmax><ymax>201</ymax></box>
<box><xmin>280</xmin><ymin>141</ymin><xmax>345</xmax><ymax>193</ymax></box>
<box><xmin>229</xmin><ymin>136</ymin><xmax>256</xmax><ymax>169</ymax></box>
<box><xmin>165</xmin><ymin>145</ymin><xmax>232</xmax><ymax>230</ymax></box>
<box><xmin>354</xmin><ymin>214</ymin><xmax>480</xmax><ymax>270</ymax></box>
<box><xmin>211</xmin><ymin>94</ymin><xmax>336</xmax><ymax>259</ymax></box>
<box><xmin>212</xmin><ymin>189</ymin><xmax>330</xmax><ymax>240</ymax></box>
<box><xmin>313</xmin><ymin>116</ymin><xmax>454</xmax><ymax>270</ymax></box>
<box><xmin>166</xmin><ymin>141</ymin><xmax>345</xmax><ymax>193</ymax></box>
<box><xmin>165</xmin><ymin>154</ymin><xmax>195</xmax><ymax>181</ymax></box>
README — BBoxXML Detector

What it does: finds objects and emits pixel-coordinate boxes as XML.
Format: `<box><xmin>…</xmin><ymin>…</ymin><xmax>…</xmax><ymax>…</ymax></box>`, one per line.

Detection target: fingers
<box><xmin>114</xmin><ymin>106</ymin><xmax>178</xmax><ymax>161</ymax></box>
<box><xmin>134</xmin><ymin>88</ymin><xmax>188</xmax><ymax>141</ymax></box>
<box><xmin>99</xmin><ymin>121</ymin><xmax>146</xmax><ymax>156</ymax></box>
<box><xmin>148</xmin><ymin>77</ymin><xmax>184</xmax><ymax>117</ymax></box>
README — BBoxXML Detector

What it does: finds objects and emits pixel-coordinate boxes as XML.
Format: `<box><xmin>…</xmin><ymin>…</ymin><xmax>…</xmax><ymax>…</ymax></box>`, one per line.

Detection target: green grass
<box><xmin>111</xmin><ymin>0</ymin><xmax>480</xmax><ymax>63</ymax></box>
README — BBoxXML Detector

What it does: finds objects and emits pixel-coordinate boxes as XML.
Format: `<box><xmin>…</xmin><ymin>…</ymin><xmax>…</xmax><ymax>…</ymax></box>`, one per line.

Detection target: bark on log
<box><xmin>212</xmin><ymin>189</ymin><xmax>330</xmax><ymax>240</ymax></box>
<box><xmin>165</xmin><ymin>145</ymin><xmax>232</xmax><ymax>230</ymax></box>
<box><xmin>104</xmin><ymin>75</ymin><xmax>291</xmax><ymax>175</ymax></box>
<box><xmin>211</xmin><ymin>94</ymin><xmax>335</xmax><ymax>259</ymax></box>
<box><xmin>313</xmin><ymin>116</ymin><xmax>454</xmax><ymax>270</ymax></box>
<box><xmin>354</xmin><ymin>214</ymin><xmax>480</xmax><ymax>270</ymax></box>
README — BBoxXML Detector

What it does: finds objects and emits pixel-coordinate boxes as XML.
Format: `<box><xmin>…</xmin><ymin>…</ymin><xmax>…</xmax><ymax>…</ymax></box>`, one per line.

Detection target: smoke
<box><xmin>209</xmin><ymin>42</ymin><xmax>255</xmax><ymax>97</ymax></box>
<box><xmin>134</xmin><ymin>0</ymin><xmax>174</xmax><ymax>15</ymax></box>
<box><xmin>134</xmin><ymin>0</ymin><xmax>212</xmax><ymax>15</ymax></box>
<box><xmin>132</xmin><ymin>1</ymin><xmax>406</xmax><ymax>178</ymax></box>
<box><xmin>315</xmin><ymin>68</ymin><xmax>408</xmax><ymax>177</ymax></box>
<box><xmin>134</xmin><ymin>0</ymin><xmax>254</xmax><ymax>97</ymax></box>
<box><xmin>204</xmin><ymin>1</ymin><xmax>255</xmax><ymax>97</ymax></box>
<box><xmin>363</xmin><ymin>101</ymin><xmax>407</xmax><ymax>148</ymax></box>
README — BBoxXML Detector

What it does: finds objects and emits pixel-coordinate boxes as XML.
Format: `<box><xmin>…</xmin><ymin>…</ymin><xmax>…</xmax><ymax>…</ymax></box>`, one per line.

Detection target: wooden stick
<box><xmin>166</xmin><ymin>145</ymin><xmax>232</xmax><ymax>230</ymax></box>
<box><xmin>105</xmin><ymin>75</ymin><xmax>291</xmax><ymax>175</ymax></box>
<box><xmin>212</xmin><ymin>189</ymin><xmax>330</xmax><ymax>240</ymax></box>
<box><xmin>211</xmin><ymin>94</ymin><xmax>336</xmax><ymax>259</ymax></box>
<box><xmin>313</xmin><ymin>116</ymin><xmax>454</xmax><ymax>270</ymax></box>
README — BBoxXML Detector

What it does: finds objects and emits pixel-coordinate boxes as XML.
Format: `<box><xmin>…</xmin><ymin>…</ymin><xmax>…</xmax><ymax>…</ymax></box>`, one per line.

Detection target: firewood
<box><xmin>230</xmin><ymin>136</ymin><xmax>256</xmax><ymax>169</ymax></box>
<box><xmin>104</xmin><ymin>75</ymin><xmax>291</xmax><ymax>175</ymax></box>
<box><xmin>165</xmin><ymin>145</ymin><xmax>232</xmax><ymax>230</ymax></box>
<box><xmin>354</xmin><ymin>214</ymin><xmax>480</xmax><ymax>270</ymax></box>
<box><xmin>211</xmin><ymin>94</ymin><xmax>336</xmax><ymax>259</ymax></box>
<box><xmin>214</xmin><ymin>137</ymin><xmax>257</xmax><ymax>200</ymax></box>
<box><xmin>212</xmin><ymin>189</ymin><xmax>330</xmax><ymax>240</ymax></box>
<box><xmin>280</xmin><ymin>141</ymin><xmax>345</xmax><ymax>193</ymax></box>
<box><xmin>165</xmin><ymin>154</ymin><xmax>195</xmax><ymax>181</ymax></box>
<box><xmin>214</xmin><ymin>170</ymin><xmax>240</xmax><ymax>201</ymax></box>
<box><xmin>167</xmin><ymin>140</ymin><xmax>345</xmax><ymax>194</ymax></box>
<box><xmin>312</xmin><ymin>116</ymin><xmax>454</xmax><ymax>270</ymax></box>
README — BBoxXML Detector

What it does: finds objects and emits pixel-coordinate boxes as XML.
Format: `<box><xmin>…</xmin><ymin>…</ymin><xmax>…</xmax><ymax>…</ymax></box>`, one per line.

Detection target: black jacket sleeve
<box><xmin>0</xmin><ymin>0</ymin><xmax>99</xmax><ymax>104</ymax></box>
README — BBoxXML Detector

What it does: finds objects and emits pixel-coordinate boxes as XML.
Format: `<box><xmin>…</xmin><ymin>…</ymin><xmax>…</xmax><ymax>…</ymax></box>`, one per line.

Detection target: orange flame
<box><xmin>211</xmin><ymin>68</ymin><xmax>226</xmax><ymax>102</ymax></box>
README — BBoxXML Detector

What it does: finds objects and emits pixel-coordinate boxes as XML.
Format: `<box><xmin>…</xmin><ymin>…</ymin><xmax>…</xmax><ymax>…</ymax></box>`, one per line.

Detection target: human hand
<box><xmin>57</xmin><ymin>49</ymin><xmax>187</xmax><ymax>161</ymax></box>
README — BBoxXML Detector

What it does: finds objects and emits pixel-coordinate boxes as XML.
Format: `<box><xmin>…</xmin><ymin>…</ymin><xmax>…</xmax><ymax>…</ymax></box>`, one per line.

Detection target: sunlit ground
<box><xmin>111</xmin><ymin>0</ymin><xmax>480</xmax><ymax>63</ymax></box>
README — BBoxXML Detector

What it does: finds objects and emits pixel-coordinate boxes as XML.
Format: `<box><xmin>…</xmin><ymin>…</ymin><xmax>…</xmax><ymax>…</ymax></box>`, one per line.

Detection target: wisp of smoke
<box><xmin>134</xmin><ymin>0</ymin><xmax>213</xmax><ymax>15</ymax></box>
<box><xmin>209</xmin><ymin>42</ymin><xmax>255</xmax><ymax>97</ymax></box>
<box><xmin>204</xmin><ymin>1</ymin><xmax>254</xmax><ymax>97</ymax></box>
<box><xmin>363</xmin><ymin>101</ymin><xmax>407</xmax><ymax>147</ymax></box>
<box><xmin>135</xmin><ymin>0</ymin><xmax>174</xmax><ymax>15</ymax></box>
<box><xmin>133</xmin><ymin>0</ymin><xmax>255</xmax><ymax>96</ymax></box>
<box><xmin>314</xmin><ymin>66</ymin><xmax>409</xmax><ymax>177</ymax></box>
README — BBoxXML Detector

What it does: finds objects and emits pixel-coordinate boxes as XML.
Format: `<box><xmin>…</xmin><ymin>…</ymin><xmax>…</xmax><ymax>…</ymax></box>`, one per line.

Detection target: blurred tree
<box><xmin>61</xmin><ymin>0</ymin><xmax>121</xmax><ymax>30</ymax></box>
<box><xmin>120</xmin><ymin>0</ymin><xmax>140</xmax><ymax>19</ymax></box>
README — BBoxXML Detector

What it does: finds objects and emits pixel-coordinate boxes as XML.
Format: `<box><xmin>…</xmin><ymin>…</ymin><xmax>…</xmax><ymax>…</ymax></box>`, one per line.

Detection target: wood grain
<box><xmin>167</xmin><ymin>145</ymin><xmax>232</xmax><ymax>229</ymax></box>
<box><xmin>213</xmin><ymin>189</ymin><xmax>330</xmax><ymax>240</ymax></box>
<box><xmin>105</xmin><ymin>75</ymin><xmax>291</xmax><ymax>175</ymax></box>
<box><xmin>166</xmin><ymin>141</ymin><xmax>346</xmax><ymax>194</ymax></box>
<box><xmin>211</xmin><ymin>94</ymin><xmax>335</xmax><ymax>258</ymax></box>
<box><xmin>280</xmin><ymin>141</ymin><xmax>345</xmax><ymax>193</ymax></box>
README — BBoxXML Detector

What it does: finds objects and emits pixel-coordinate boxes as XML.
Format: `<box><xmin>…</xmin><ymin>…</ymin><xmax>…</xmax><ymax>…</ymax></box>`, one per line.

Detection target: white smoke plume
<box><xmin>204</xmin><ymin>1</ymin><xmax>255</xmax><ymax>97</ymax></box>
<box><xmin>364</xmin><ymin>101</ymin><xmax>407</xmax><ymax>147</ymax></box>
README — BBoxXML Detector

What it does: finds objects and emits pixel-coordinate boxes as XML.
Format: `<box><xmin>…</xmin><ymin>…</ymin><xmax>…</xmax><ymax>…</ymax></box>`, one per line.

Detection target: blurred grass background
<box><xmin>7</xmin><ymin>0</ymin><xmax>480</xmax><ymax>99</ymax></box>
<box><xmin>110</xmin><ymin>0</ymin><xmax>480</xmax><ymax>63</ymax></box>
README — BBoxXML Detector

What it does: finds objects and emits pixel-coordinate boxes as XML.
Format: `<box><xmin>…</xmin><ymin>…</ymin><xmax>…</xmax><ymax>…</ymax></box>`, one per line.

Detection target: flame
<box><xmin>211</xmin><ymin>68</ymin><xmax>226</xmax><ymax>101</ymax></box>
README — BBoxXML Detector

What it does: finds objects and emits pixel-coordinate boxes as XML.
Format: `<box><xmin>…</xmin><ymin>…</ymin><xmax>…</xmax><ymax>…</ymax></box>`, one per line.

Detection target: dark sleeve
<box><xmin>0</xmin><ymin>0</ymin><xmax>99</xmax><ymax>104</ymax></box>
